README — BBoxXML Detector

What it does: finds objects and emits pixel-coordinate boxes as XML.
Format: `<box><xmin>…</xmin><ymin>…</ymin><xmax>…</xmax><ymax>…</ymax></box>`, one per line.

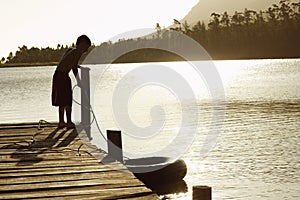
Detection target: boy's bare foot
<box><xmin>58</xmin><ymin>122</ymin><xmax>67</xmax><ymax>129</ymax></box>
<box><xmin>66</xmin><ymin>122</ymin><xmax>76</xmax><ymax>129</ymax></box>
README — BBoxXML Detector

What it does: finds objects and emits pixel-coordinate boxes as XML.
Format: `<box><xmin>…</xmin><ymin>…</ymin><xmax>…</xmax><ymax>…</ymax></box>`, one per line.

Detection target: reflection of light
<box><xmin>168</xmin><ymin>61</ymin><xmax>211</xmax><ymax>99</ymax></box>
<box><xmin>214</xmin><ymin>60</ymin><xmax>244</xmax><ymax>86</ymax></box>
<box><xmin>185</xmin><ymin>159</ymin><xmax>206</xmax><ymax>173</ymax></box>
<box><xmin>214</xmin><ymin>59</ymin><xmax>274</xmax><ymax>86</ymax></box>
<box><xmin>167</xmin><ymin>193</ymin><xmax>190</xmax><ymax>200</ymax></box>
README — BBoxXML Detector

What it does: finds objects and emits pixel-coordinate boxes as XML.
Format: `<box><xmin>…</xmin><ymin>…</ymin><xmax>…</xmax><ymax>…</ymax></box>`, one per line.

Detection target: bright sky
<box><xmin>0</xmin><ymin>0</ymin><xmax>198</xmax><ymax>59</ymax></box>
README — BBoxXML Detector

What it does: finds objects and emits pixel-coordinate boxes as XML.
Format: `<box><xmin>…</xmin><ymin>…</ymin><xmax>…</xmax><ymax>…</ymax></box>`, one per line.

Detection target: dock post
<box><xmin>193</xmin><ymin>185</ymin><xmax>212</xmax><ymax>200</ymax></box>
<box><xmin>80</xmin><ymin>67</ymin><xmax>91</xmax><ymax>140</ymax></box>
<box><xmin>107</xmin><ymin>130</ymin><xmax>123</xmax><ymax>163</ymax></box>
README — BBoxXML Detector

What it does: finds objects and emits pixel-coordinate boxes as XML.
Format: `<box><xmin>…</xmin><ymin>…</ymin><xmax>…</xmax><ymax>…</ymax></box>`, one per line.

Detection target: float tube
<box><xmin>125</xmin><ymin>157</ymin><xmax>187</xmax><ymax>185</ymax></box>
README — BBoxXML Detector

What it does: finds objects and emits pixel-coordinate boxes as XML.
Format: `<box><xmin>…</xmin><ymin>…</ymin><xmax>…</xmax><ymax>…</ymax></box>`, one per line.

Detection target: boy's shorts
<box><xmin>52</xmin><ymin>70</ymin><xmax>72</xmax><ymax>106</ymax></box>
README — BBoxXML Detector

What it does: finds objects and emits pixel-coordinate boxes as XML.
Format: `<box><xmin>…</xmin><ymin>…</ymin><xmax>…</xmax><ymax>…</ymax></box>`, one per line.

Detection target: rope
<box><xmin>72</xmin><ymin>84</ymin><xmax>107</xmax><ymax>142</ymax></box>
<box><xmin>37</xmin><ymin>119</ymin><xmax>52</xmax><ymax>130</ymax></box>
<box><xmin>72</xmin><ymin>84</ymin><xmax>130</xmax><ymax>161</ymax></box>
<box><xmin>0</xmin><ymin>119</ymin><xmax>93</xmax><ymax>157</ymax></box>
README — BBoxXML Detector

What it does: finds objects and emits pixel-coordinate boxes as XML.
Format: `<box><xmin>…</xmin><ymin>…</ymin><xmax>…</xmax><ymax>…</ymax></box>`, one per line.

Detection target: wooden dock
<box><xmin>0</xmin><ymin>123</ymin><xmax>159</xmax><ymax>199</ymax></box>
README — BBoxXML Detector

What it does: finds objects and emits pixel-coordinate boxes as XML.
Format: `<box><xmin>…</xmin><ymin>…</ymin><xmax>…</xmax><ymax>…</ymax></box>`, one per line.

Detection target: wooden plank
<box><xmin>0</xmin><ymin>128</ymin><xmax>73</xmax><ymax>139</ymax></box>
<box><xmin>0</xmin><ymin>185</ymin><xmax>156</xmax><ymax>199</ymax></box>
<box><xmin>47</xmin><ymin>193</ymin><xmax>159</xmax><ymax>200</ymax></box>
<box><xmin>0</xmin><ymin>149</ymin><xmax>88</xmax><ymax>156</ymax></box>
<box><xmin>0</xmin><ymin>165</ymin><xmax>121</xmax><ymax>177</ymax></box>
<box><xmin>0</xmin><ymin>158</ymin><xmax>101</xmax><ymax>169</ymax></box>
<box><xmin>0</xmin><ymin>170</ymin><xmax>137</xmax><ymax>185</ymax></box>
<box><xmin>0</xmin><ymin>122</ymin><xmax>57</xmax><ymax>130</ymax></box>
<box><xmin>0</xmin><ymin>127</ymin><xmax>66</xmax><ymax>135</ymax></box>
<box><xmin>0</xmin><ymin>153</ymin><xmax>96</xmax><ymax>162</ymax></box>
<box><xmin>0</xmin><ymin>160</ymin><xmax>126</xmax><ymax>171</ymax></box>
<box><xmin>0</xmin><ymin>178</ymin><xmax>144</xmax><ymax>191</ymax></box>
<box><xmin>0</xmin><ymin>137</ymin><xmax>81</xmax><ymax>145</ymax></box>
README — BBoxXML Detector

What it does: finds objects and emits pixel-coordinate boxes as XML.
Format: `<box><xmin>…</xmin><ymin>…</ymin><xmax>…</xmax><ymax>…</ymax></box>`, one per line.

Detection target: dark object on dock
<box><xmin>126</xmin><ymin>157</ymin><xmax>187</xmax><ymax>183</ymax></box>
<box><xmin>125</xmin><ymin>157</ymin><xmax>187</xmax><ymax>194</ymax></box>
<box><xmin>107</xmin><ymin>130</ymin><xmax>123</xmax><ymax>163</ymax></box>
<box><xmin>193</xmin><ymin>185</ymin><xmax>212</xmax><ymax>200</ymax></box>
<box><xmin>106</xmin><ymin>130</ymin><xmax>188</xmax><ymax>195</ymax></box>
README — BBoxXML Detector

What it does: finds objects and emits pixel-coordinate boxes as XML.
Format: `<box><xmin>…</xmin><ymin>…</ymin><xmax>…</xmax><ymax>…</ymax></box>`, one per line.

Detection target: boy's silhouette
<box><xmin>52</xmin><ymin>35</ymin><xmax>91</xmax><ymax>129</ymax></box>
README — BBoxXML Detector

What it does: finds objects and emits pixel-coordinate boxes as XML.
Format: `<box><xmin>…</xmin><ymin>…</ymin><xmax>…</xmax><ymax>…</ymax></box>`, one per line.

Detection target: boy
<box><xmin>52</xmin><ymin>35</ymin><xmax>91</xmax><ymax>129</ymax></box>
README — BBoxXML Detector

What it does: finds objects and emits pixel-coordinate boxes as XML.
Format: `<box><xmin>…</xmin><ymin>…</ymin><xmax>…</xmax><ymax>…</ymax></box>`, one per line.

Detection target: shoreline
<box><xmin>0</xmin><ymin>57</ymin><xmax>299</xmax><ymax>68</ymax></box>
<box><xmin>0</xmin><ymin>62</ymin><xmax>58</xmax><ymax>68</ymax></box>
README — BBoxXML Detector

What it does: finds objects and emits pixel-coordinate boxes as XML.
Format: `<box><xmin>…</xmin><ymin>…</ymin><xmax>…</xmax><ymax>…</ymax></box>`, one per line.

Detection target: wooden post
<box><xmin>107</xmin><ymin>130</ymin><xmax>123</xmax><ymax>163</ymax></box>
<box><xmin>193</xmin><ymin>185</ymin><xmax>212</xmax><ymax>200</ymax></box>
<box><xmin>80</xmin><ymin>67</ymin><xmax>91</xmax><ymax>140</ymax></box>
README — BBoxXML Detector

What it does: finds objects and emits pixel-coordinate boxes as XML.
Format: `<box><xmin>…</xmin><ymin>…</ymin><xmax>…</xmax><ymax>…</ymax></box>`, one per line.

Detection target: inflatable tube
<box><xmin>125</xmin><ymin>157</ymin><xmax>187</xmax><ymax>185</ymax></box>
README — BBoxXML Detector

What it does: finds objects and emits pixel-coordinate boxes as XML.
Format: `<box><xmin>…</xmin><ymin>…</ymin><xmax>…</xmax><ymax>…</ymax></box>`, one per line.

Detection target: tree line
<box><xmin>2</xmin><ymin>44</ymin><xmax>72</xmax><ymax>64</ymax></box>
<box><xmin>1</xmin><ymin>0</ymin><xmax>299</xmax><ymax>65</ymax></box>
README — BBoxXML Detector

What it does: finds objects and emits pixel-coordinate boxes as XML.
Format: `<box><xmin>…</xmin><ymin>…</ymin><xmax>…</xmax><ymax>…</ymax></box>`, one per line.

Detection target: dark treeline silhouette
<box><xmin>2</xmin><ymin>43</ymin><xmax>95</xmax><ymax>65</ymax></box>
<box><xmin>200</xmin><ymin>0</ymin><xmax>300</xmax><ymax>59</ymax></box>
<box><xmin>2</xmin><ymin>0</ymin><xmax>300</xmax><ymax>65</ymax></box>
<box><xmin>87</xmin><ymin>0</ymin><xmax>300</xmax><ymax>63</ymax></box>
<box><xmin>4</xmin><ymin>44</ymin><xmax>70</xmax><ymax>64</ymax></box>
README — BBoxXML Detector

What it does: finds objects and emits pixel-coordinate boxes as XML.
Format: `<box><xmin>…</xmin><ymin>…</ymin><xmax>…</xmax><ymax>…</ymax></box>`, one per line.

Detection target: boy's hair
<box><xmin>76</xmin><ymin>35</ymin><xmax>91</xmax><ymax>46</ymax></box>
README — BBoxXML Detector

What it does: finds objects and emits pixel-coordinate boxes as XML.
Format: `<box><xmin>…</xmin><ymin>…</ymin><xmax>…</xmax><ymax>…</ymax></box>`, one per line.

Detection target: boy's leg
<box><xmin>66</xmin><ymin>106</ymin><xmax>75</xmax><ymax>128</ymax></box>
<box><xmin>66</xmin><ymin>106</ymin><xmax>71</xmax><ymax>123</ymax></box>
<box><xmin>58</xmin><ymin>106</ymin><xmax>66</xmax><ymax>127</ymax></box>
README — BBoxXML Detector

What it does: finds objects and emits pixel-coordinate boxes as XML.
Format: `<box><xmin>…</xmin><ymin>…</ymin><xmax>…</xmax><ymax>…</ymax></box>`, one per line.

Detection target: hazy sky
<box><xmin>0</xmin><ymin>0</ymin><xmax>198</xmax><ymax>59</ymax></box>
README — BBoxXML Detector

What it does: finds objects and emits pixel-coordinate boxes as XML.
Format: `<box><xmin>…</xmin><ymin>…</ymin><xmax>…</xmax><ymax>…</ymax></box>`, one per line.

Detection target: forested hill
<box><xmin>1</xmin><ymin>0</ymin><xmax>299</xmax><ymax>65</ymax></box>
<box><xmin>181</xmin><ymin>0</ymin><xmax>297</xmax><ymax>24</ymax></box>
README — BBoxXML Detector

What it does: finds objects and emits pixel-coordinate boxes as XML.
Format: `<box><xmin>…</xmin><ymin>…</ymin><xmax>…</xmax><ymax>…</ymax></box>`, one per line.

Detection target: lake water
<box><xmin>0</xmin><ymin>59</ymin><xmax>299</xmax><ymax>199</ymax></box>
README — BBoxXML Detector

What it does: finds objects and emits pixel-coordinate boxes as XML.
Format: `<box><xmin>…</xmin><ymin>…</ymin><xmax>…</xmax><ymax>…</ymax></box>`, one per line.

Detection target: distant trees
<box><xmin>4</xmin><ymin>45</ymin><xmax>70</xmax><ymax>64</ymax></box>
<box><xmin>112</xmin><ymin>0</ymin><xmax>300</xmax><ymax>61</ymax></box>
<box><xmin>194</xmin><ymin>0</ymin><xmax>300</xmax><ymax>59</ymax></box>
<box><xmin>2</xmin><ymin>0</ymin><xmax>300</xmax><ymax>65</ymax></box>
<box><xmin>169</xmin><ymin>0</ymin><xmax>300</xmax><ymax>59</ymax></box>
<box><xmin>3</xmin><ymin>43</ymin><xmax>94</xmax><ymax>65</ymax></box>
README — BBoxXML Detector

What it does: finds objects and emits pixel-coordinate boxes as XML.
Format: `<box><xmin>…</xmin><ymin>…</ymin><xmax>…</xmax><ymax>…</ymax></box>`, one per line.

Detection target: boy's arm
<box><xmin>72</xmin><ymin>66</ymin><xmax>79</xmax><ymax>77</ymax></box>
<box><xmin>72</xmin><ymin>67</ymin><xmax>82</xmax><ymax>87</ymax></box>
<box><xmin>71</xmin><ymin>48</ymin><xmax>84</xmax><ymax>85</ymax></box>
<box><xmin>72</xmin><ymin>51</ymin><xmax>82</xmax><ymax>86</ymax></box>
